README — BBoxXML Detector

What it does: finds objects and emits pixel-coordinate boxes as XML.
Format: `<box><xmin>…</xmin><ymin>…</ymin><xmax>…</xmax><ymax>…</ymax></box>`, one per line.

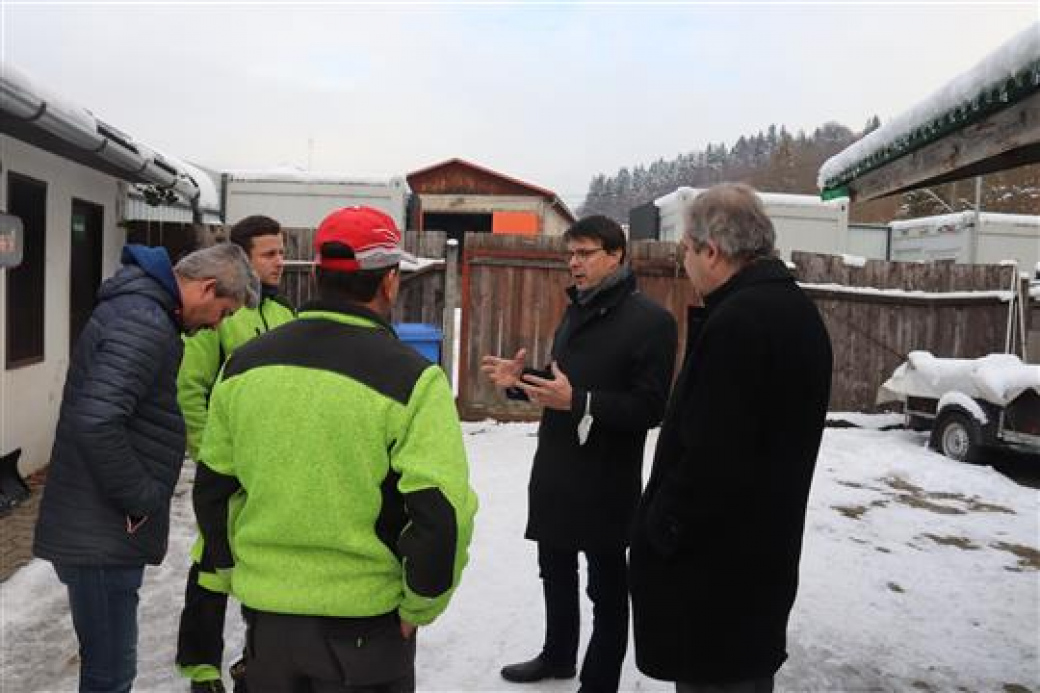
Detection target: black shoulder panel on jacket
<box><xmin>272</xmin><ymin>293</ymin><xmax>296</xmax><ymax>314</ymax></box>
<box><xmin>223</xmin><ymin>318</ymin><xmax>431</xmax><ymax>405</ymax></box>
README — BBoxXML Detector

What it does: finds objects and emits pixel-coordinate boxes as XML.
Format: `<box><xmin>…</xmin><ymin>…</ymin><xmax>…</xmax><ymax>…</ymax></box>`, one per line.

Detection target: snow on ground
<box><xmin>2</xmin><ymin>418</ymin><xmax>1038</xmax><ymax>692</ymax></box>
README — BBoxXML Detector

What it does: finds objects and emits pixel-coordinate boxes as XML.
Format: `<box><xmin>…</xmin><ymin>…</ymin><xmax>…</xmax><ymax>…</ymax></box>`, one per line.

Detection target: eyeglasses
<box><xmin>566</xmin><ymin>247</ymin><xmax>605</xmax><ymax>261</ymax></box>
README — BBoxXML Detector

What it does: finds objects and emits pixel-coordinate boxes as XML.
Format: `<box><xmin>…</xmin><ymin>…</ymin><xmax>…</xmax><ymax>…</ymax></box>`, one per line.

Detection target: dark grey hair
<box><xmin>684</xmin><ymin>183</ymin><xmax>775</xmax><ymax>262</ymax></box>
<box><xmin>174</xmin><ymin>243</ymin><xmax>260</xmax><ymax>308</ymax></box>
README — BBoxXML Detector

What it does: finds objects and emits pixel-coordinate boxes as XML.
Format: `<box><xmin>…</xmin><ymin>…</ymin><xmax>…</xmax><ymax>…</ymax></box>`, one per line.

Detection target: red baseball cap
<box><xmin>314</xmin><ymin>206</ymin><xmax>415</xmax><ymax>271</ymax></box>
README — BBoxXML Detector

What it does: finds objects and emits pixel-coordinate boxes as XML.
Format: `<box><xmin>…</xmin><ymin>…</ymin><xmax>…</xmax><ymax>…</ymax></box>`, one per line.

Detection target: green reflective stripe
<box><xmin>178</xmin><ymin>663</ymin><xmax>222</xmax><ymax>683</ymax></box>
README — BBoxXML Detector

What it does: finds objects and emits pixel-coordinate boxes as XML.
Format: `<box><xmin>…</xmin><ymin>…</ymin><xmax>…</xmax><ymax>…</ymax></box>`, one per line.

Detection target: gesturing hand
<box><xmin>480</xmin><ymin>348</ymin><xmax>527</xmax><ymax>389</ymax></box>
<box><xmin>516</xmin><ymin>361</ymin><xmax>573</xmax><ymax>411</ymax></box>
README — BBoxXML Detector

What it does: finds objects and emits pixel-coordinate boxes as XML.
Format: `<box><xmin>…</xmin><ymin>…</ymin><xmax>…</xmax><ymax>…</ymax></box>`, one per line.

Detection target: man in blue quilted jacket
<box><xmin>33</xmin><ymin>242</ymin><xmax>258</xmax><ymax>693</ymax></box>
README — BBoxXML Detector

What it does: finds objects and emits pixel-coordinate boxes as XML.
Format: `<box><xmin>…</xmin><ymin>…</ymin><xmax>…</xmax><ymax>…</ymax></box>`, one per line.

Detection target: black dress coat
<box><xmin>523</xmin><ymin>269</ymin><xmax>678</xmax><ymax>552</ymax></box>
<box><xmin>629</xmin><ymin>257</ymin><xmax>832</xmax><ymax>683</ymax></box>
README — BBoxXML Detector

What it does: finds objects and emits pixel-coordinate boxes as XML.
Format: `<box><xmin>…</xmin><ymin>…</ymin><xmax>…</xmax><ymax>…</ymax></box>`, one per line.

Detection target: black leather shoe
<box><xmin>501</xmin><ymin>655</ymin><xmax>576</xmax><ymax>683</ymax></box>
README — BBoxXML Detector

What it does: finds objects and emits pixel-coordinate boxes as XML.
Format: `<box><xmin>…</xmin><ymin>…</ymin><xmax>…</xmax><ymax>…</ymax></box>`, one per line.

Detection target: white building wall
<box><xmin>769</xmin><ymin>199</ymin><xmax>850</xmax><ymax>259</ymax></box>
<box><xmin>225</xmin><ymin>176</ymin><xmax>409</xmax><ymax>230</ymax></box>
<box><xmin>0</xmin><ymin>135</ymin><xmax>123</xmax><ymax>475</ymax></box>
<box><xmin>847</xmin><ymin>224</ymin><xmax>890</xmax><ymax>260</ymax></box>
<box><xmin>889</xmin><ymin>212</ymin><xmax>1040</xmax><ymax>270</ymax></box>
<box><xmin>543</xmin><ymin>203</ymin><xmax>573</xmax><ymax>236</ymax></box>
<box><xmin>975</xmin><ymin>216</ymin><xmax>1040</xmax><ymax>270</ymax></box>
<box><xmin>656</xmin><ymin>187</ymin><xmax>849</xmax><ymax>259</ymax></box>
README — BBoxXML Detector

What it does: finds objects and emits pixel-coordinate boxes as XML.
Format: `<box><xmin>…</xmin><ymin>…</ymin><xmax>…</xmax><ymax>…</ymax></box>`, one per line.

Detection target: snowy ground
<box><xmin>2</xmin><ymin>416</ymin><xmax>1038</xmax><ymax>692</ymax></box>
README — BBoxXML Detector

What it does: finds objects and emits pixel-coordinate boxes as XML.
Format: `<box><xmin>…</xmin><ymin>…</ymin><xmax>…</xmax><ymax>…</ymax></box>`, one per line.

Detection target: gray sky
<box><xmin>2</xmin><ymin>1</ymin><xmax>1035</xmax><ymax>208</ymax></box>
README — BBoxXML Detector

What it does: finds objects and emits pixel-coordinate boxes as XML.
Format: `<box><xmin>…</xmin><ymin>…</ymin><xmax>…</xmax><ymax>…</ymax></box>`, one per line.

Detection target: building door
<box><xmin>69</xmin><ymin>200</ymin><xmax>104</xmax><ymax>353</ymax></box>
<box><xmin>423</xmin><ymin>212</ymin><xmax>492</xmax><ymax>256</ymax></box>
<box><xmin>5</xmin><ymin>173</ymin><xmax>47</xmax><ymax>368</ymax></box>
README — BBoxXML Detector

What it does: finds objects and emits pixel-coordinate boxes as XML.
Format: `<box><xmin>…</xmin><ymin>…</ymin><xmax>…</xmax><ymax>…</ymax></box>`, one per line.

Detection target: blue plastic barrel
<box><xmin>394</xmin><ymin>323</ymin><xmax>443</xmax><ymax>364</ymax></box>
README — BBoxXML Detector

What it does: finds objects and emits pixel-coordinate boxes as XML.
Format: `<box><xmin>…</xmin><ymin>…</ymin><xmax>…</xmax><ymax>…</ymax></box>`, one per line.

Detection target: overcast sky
<box><xmin>1</xmin><ymin>2</ymin><xmax>1035</xmax><ymax>208</ymax></box>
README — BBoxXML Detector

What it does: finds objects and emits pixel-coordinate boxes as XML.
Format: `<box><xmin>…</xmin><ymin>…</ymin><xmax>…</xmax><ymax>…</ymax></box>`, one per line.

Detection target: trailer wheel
<box><xmin>931</xmin><ymin>411</ymin><xmax>981</xmax><ymax>463</ymax></box>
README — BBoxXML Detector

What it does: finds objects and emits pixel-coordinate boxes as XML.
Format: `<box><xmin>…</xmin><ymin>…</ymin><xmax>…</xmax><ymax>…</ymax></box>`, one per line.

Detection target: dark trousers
<box><xmin>53</xmin><ymin>563</ymin><xmax>144</xmax><ymax>693</ymax></box>
<box><xmin>244</xmin><ymin>609</ymin><xmax>416</xmax><ymax>693</ymax></box>
<box><xmin>176</xmin><ymin>563</ymin><xmax>234</xmax><ymax>680</ymax></box>
<box><xmin>538</xmin><ymin>543</ymin><xmax>629</xmax><ymax>693</ymax></box>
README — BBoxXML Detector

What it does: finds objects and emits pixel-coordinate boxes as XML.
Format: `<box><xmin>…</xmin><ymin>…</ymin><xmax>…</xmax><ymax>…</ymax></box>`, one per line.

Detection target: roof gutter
<box><xmin>0</xmin><ymin>66</ymin><xmax>200</xmax><ymax>208</ymax></box>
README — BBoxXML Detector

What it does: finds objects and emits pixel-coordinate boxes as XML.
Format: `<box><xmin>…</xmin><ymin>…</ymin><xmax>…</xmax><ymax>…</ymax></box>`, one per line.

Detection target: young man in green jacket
<box><xmin>176</xmin><ymin>216</ymin><xmax>295</xmax><ymax>693</ymax></box>
<box><xmin>194</xmin><ymin>206</ymin><xmax>477</xmax><ymax>693</ymax></box>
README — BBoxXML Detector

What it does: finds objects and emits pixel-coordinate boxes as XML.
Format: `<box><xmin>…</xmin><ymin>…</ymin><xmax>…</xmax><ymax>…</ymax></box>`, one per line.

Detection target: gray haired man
<box><xmin>630</xmin><ymin>183</ymin><xmax>832</xmax><ymax>693</ymax></box>
<box><xmin>34</xmin><ymin>242</ymin><xmax>258</xmax><ymax>693</ymax></box>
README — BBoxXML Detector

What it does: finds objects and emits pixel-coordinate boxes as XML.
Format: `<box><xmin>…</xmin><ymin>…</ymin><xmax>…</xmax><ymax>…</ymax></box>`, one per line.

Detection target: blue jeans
<box><xmin>53</xmin><ymin>563</ymin><xmax>144</xmax><ymax>693</ymax></box>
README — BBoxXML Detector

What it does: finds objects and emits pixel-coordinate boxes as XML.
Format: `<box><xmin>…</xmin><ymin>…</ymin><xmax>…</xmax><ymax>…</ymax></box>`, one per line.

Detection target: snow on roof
<box><xmin>2</xmin><ymin>63</ymin><xmax>97</xmax><ymax>135</ymax></box>
<box><xmin>1</xmin><ymin>63</ymin><xmax>207</xmax><ymax>207</ymax></box>
<box><xmin>178</xmin><ymin>160</ymin><xmax>220</xmax><ymax>212</ymax></box>
<box><xmin>889</xmin><ymin>211</ymin><xmax>1040</xmax><ymax>231</ymax></box>
<box><xmin>799</xmin><ymin>282</ymin><xmax>1014</xmax><ymax>303</ymax></box>
<box><xmin>224</xmin><ymin>166</ymin><xmax>400</xmax><ymax>187</ymax></box>
<box><xmin>656</xmin><ymin>186</ymin><xmax>847</xmax><ymax>210</ymax></box>
<box><xmin>878</xmin><ymin>351</ymin><xmax>1040</xmax><ymax>407</ymax></box>
<box><xmin>819</xmin><ymin>22</ymin><xmax>1040</xmax><ymax>191</ymax></box>
<box><xmin>148</xmin><ymin>152</ymin><xmax>220</xmax><ymax>212</ymax></box>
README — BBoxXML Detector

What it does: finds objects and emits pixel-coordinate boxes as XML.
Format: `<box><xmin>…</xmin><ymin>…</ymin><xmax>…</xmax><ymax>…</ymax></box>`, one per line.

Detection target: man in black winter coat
<box><xmin>482</xmin><ymin>216</ymin><xmax>678</xmax><ymax>693</ymax></box>
<box><xmin>33</xmin><ymin>242</ymin><xmax>258</xmax><ymax>693</ymax></box>
<box><xmin>629</xmin><ymin>183</ymin><xmax>833</xmax><ymax>693</ymax></box>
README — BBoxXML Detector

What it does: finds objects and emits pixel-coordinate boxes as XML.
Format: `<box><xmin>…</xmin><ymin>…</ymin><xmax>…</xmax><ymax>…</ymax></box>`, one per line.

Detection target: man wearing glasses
<box><xmin>482</xmin><ymin>215</ymin><xmax>678</xmax><ymax>693</ymax></box>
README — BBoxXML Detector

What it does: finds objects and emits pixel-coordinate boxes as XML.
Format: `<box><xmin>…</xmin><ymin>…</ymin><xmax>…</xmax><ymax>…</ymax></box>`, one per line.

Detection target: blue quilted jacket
<box><xmin>34</xmin><ymin>245</ymin><xmax>187</xmax><ymax>566</ymax></box>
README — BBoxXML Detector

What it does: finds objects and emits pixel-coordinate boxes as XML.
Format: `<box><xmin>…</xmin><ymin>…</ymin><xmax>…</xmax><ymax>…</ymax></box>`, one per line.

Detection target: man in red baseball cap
<box><xmin>313</xmin><ymin>205</ymin><xmax>416</xmax><ymax>273</ymax></box>
<box><xmin>194</xmin><ymin>206</ymin><xmax>477</xmax><ymax>693</ymax></box>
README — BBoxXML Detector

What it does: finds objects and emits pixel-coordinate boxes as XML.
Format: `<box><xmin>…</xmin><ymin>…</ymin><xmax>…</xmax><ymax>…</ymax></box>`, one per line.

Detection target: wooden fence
<box><xmin>455</xmin><ymin>234</ymin><xmax>1033</xmax><ymax>420</ymax></box>
<box><xmin>457</xmin><ymin>234</ymin><xmax>696</xmax><ymax>420</ymax></box>
<box><xmin>219</xmin><ymin>224</ymin><xmax>1033</xmax><ymax>416</ymax></box>
<box><xmin>793</xmin><ymin>252</ymin><xmax>1025</xmax><ymax>411</ymax></box>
